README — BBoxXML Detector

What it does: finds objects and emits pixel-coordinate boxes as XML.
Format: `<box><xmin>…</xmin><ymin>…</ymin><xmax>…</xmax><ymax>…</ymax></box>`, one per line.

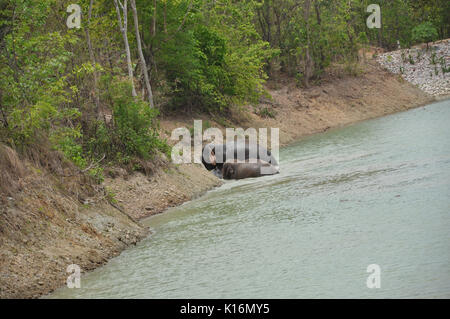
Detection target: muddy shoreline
<box><xmin>0</xmin><ymin>59</ymin><xmax>437</xmax><ymax>298</ymax></box>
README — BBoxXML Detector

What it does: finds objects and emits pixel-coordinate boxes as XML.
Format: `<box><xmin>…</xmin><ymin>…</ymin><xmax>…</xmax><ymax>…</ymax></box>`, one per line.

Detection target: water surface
<box><xmin>49</xmin><ymin>100</ymin><xmax>450</xmax><ymax>298</ymax></box>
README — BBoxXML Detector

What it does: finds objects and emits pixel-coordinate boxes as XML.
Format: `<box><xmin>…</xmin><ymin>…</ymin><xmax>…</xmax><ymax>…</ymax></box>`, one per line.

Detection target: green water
<box><xmin>49</xmin><ymin>100</ymin><xmax>450</xmax><ymax>298</ymax></box>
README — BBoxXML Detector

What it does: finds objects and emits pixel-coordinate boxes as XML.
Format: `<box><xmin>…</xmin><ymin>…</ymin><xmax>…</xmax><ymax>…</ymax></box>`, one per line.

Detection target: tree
<box><xmin>113</xmin><ymin>0</ymin><xmax>137</xmax><ymax>97</ymax></box>
<box><xmin>412</xmin><ymin>22</ymin><xmax>438</xmax><ymax>49</ymax></box>
<box><xmin>303</xmin><ymin>0</ymin><xmax>313</xmax><ymax>87</ymax></box>
<box><xmin>130</xmin><ymin>0</ymin><xmax>155</xmax><ymax>108</ymax></box>
<box><xmin>84</xmin><ymin>0</ymin><xmax>102</xmax><ymax>119</ymax></box>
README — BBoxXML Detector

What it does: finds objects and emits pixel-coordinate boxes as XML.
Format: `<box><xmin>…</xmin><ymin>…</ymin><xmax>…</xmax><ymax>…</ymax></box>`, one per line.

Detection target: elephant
<box><xmin>222</xmin><ymin>160</ymin><xmax>279</xmax><ymax>180</ymax></box>
<box><xmin>201</xmin><ymin>142</ymin><xmax>279</xmax><ymax>178</ymax></box>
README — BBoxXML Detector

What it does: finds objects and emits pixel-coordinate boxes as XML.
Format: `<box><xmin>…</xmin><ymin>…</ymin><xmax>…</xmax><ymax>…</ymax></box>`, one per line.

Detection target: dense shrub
<box><xmin>412</xmin><ymin>22</ymin><xmax>439</xmax><ymax>48</ymax></box>
<box><xmin>90</xmin><ymin>77</ymin><xmax>169</xmax><ymax>162</ymax></box>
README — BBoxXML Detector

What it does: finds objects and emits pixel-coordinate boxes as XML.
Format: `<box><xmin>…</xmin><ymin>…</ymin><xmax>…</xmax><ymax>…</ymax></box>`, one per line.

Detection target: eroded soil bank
<box><xmin>0</xmin><ymin>57</ymin><xmax>436</xmax><ymax>298</ymax></box>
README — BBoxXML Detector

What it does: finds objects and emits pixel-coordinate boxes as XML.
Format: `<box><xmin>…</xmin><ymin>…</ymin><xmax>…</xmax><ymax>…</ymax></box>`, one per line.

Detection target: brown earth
<box><xmin>0</xmin><ymin>58</ymin><xmax>436</xmax><ymax>298</ymax></box>
<box><xmin>0</xmin><ymin>144</ymin><xmax>149</xmax><ymax>298</ymax></box>
<box><xmin>103</xmin><ymin>163</ymin><xmax>221</xmax><ymax>220</ymax></box>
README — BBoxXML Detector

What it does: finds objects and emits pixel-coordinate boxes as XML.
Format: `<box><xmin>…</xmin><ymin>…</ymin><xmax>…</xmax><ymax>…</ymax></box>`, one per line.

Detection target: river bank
<box><xmin>48</xmin><ymin>98</ymin><xmax>450</xmax><ymax>299</ymax></box>
<box><xmin>0</xmin><ymin>56</ymin><xmax>436</xmax><ymax>298</ymax></box>
<box><xmin>105</xmin><ymin>59</ymin><xmax>434</xmax><ymax>220</ymax></box>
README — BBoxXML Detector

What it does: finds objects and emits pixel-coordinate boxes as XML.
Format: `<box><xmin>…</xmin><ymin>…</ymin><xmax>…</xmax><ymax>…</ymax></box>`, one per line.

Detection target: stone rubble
<box><xmin>377</xmin><ymin>39</ymin><xmax>450</xmax><ymax>97</ymax></box>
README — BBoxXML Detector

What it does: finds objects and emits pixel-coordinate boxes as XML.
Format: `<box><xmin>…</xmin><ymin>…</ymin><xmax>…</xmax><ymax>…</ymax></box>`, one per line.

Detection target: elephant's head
<box><xmin>222</xmin><ymin>162</ymin><xmax>235</xmax><ymax>179</ymax></box>
<box><xmin>201</xmin><ymin>143</ymin><xmax>216</xmax><ymax>171</ymax></box>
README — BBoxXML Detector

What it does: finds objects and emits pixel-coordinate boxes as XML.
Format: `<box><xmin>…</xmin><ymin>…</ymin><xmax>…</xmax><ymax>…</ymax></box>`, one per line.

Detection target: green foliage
<box><xmin>357</xmin><ymin>32</ymin><xmax>369</xmax><ymax>45</ymax></box>
<box><xmin>50</xmin><ymin>124</ymin><xmax>105</xmax><ymax>184</ymax></box>
<box><xmin>105</xmin><ymin>187</ymin><xmax>117</xmax><ymax>204</ymax></box>
<box><xmin>0</xmin><ymin>0</ymin><xmax>79</xmax><ymax>147</ymax></box>
<box><xmin>161</xmin><ymin>25</ymin><xmax>233</xmax><ymax>110</ymax></box>
<box><xmin>50</xmin><ymin>127</ymin><xmax>85</xmax><ymax>168</ymax></box>
<box><xmin>439</xmin><ymin>56</ymin><xmax>450</xmax><ymax>73</ymax></box>
<box><xmin>0</xmin><ymin>0</ymin><xmax>169</xmax><ymax>174</ymax></box>
<box><xmin>412</xmin><ymin>22</ymin><xmax>438</xmax><ymax>46</ymax></box>
<box><xmin>88</xmin><ymin>167</ymin><xmax>104</xmax><ymax>184</ymax></box>
<box><xmin>0</xmin><ymin>0</ymin><xmax>449</xmax><ymax>177</ymax></box>
<box><xmin>258</xmin><ymin>107</ymin><xmax>276</xmax><ymax>119</ymax></box>
<box><xmin>91</xmin><ymin>77</ymin><xmax>169</xmax><ymax>161</ymax></box>
<box><xmin>155</xmin><ymin>0</ymin><xmax>275</xmax><ymax>112</ymax></box>
<box><xmin>431</xmin><ymin>52</ymin><xmax>437</xmax><ymax>65</ymax></box>
<box><xmin>110</xmin><ymin>82</ymin><xmax>163</xmax><ymax>159</ymax></box>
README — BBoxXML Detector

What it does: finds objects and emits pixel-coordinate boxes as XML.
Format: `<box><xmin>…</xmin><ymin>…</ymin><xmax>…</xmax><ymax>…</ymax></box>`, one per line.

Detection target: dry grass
<box><xmin>0</xmin><ymin>144</ymin><xmax>26</xmax><ymax>196</ymax></box>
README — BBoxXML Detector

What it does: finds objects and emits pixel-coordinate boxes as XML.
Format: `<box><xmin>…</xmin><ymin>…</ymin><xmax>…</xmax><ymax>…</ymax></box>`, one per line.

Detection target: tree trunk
<box><xmin>273</xmin><ymin>6</ymin><xmax>282</xmax><ymax>49</ymax></box>
<box><xmin>164</xmin><ymin>1</ymin><xmax>167</xmax><ymax>34</ymax></box>
<box><xmin>84</xmin><ymin>0</ymin><xmax>102</xmax><ymax>120</ymax></box>
<box><xmin>113</xmin><ymin>0</ymin><xmax>137</xmax><ymax>97</ymax></box>
<box><xmin>263</xmin><ymin>2</ymin><xmax>272</xmax><ymax>45</ymax></box>
<box><xmin>130</xmin><ymin>0</ymin><xmax>155</xmax><ymax>108</ymax></box>
<box><xmin>303</xmin><ymin>0</ymin><xmax>313</xmax><ymax>87</ymax></box>
<box><xmin>314</xmin><ymin>0</ymin><xmax>325</xmax><ymax>71</ymax></box>
<box><xmin>378</xmin><ymin>9</ymin><xmax>383</xmax><ymax>48</ymax></box>
<box><xmin>0</xmin><ymin>90</ymin><xmax>8</xmax><ymax>128</ymax></box>
<box><xmin>257</xmin><ymin>9</ymin><xmax>268</xmax><ymax>42</ymax></box>
<box><xmin>152</xmin><ymin>0</ymin><xmax>157</xmax><ymax>37</ymax></box>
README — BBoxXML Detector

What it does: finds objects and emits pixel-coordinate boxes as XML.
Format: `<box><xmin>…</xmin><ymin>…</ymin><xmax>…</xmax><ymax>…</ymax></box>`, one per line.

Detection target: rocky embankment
<box><xmin>377</xmin><ymin>39</ymin><xmax>450</xmax><ymax>97</ymax></box>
